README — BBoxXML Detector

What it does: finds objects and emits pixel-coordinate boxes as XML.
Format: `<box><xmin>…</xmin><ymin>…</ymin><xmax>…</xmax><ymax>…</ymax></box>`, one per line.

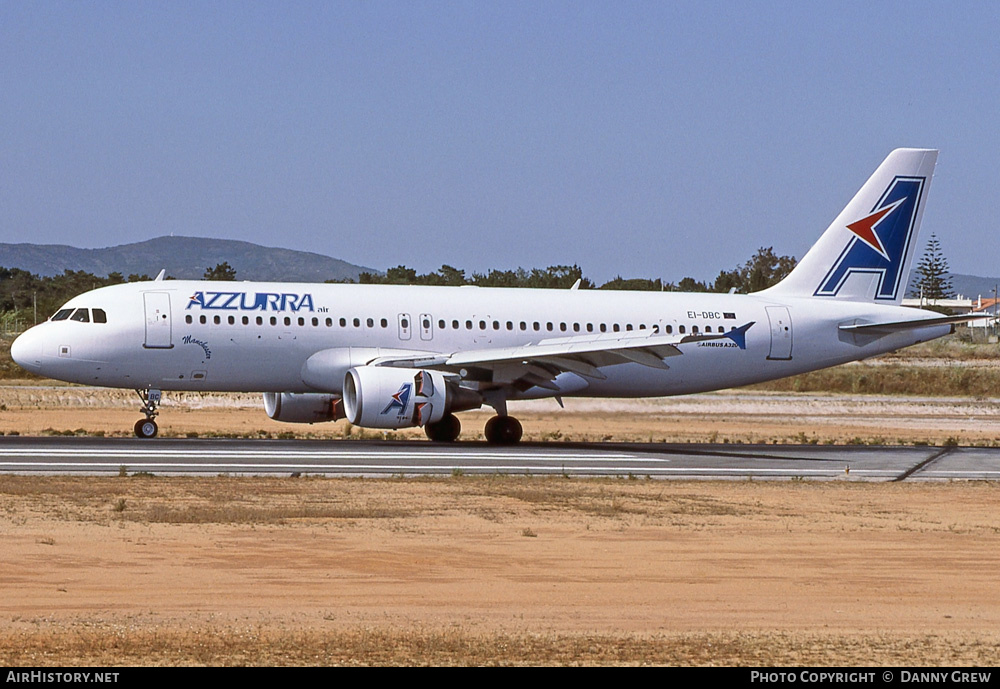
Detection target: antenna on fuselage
<box><xmin>154</xmin><ymin>269</ymin><xmax>166</xmax><ymax>281</ymax></box>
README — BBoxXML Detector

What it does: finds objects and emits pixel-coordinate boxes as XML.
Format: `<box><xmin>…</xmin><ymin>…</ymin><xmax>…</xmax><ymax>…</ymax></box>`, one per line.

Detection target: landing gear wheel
<box><xmin>134</xmin><ymin>418</ymin><xmax>158</xmax><ymax>439</ymax></box>
<box><xmin>484</xmin><ymin>415</ymin><xmax>523</xmax><ymax>445</ymax></box>
<box><xmin>425</xmin><ymin>413</ymin><xmax>462</xmax><ymax>442</ymax></box>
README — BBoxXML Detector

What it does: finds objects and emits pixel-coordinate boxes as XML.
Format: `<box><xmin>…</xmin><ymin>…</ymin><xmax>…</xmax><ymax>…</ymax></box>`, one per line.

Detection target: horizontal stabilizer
<box><xmin>839</xmin><ymin>312</ymin><xmax>991</xmax><ymax>334</ymax></box>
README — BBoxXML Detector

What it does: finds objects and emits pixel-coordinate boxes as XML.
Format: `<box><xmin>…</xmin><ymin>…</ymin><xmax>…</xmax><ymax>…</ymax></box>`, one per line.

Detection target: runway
<box><xmin>2</xmin><ymin>437</ymin><xmax>1000</xmax><ymax>480</ymax></box>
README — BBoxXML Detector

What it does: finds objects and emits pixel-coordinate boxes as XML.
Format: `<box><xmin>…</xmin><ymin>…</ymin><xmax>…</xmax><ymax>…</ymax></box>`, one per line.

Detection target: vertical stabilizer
<box><xmin>760</xmin><ymin>148</ymin><xmax>937</xmax><ymax>304</ymax></box>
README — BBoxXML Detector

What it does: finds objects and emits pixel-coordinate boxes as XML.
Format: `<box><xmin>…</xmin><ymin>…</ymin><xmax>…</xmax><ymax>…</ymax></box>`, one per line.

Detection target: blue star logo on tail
<box><xmin>815</xmin><ymin>176</ymin><xmax>925</xmax><ymax>301</ymax></box>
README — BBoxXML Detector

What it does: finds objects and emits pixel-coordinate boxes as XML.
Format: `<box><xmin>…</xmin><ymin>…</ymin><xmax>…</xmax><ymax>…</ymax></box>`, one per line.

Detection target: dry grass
<box><xmin>1</xmin><ymin>626</ymin><xmax>997</xmax><ymax>666</ymax></box>
<box><xmin>750</xmin><ymin>362</ymin><xmax>1000</xmax><ymax>396</ymax></box>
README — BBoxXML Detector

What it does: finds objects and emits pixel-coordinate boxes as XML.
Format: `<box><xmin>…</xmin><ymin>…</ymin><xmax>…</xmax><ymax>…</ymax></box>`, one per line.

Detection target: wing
<box><xmin>371</xmin><ymin>322</ymin><xmax>755</xmax><ymax>391</ymax></box>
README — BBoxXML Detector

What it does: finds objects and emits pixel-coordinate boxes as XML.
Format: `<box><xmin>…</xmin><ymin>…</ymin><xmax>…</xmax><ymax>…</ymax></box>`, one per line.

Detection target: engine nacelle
<box><xmin>263</xmin><ymin>392</ymin><xmax>343</xmax><ymax>424</ymax></box>
<box><xmin>343</xmin><ymin>367</ymin><xmax>481</xmax><ymax>429</ymax></box>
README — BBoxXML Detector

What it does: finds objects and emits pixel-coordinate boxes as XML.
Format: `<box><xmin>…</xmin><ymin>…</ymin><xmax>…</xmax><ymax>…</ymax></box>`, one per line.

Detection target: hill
<box><xmin>904</xmin><ymin>272</ymin><xmax>999</xmax><ymax>301</ymax></box>
<box><xmin>0</xmin><ymin>236</ymin><xmax>373</xmax><ymax>282</ymax></box>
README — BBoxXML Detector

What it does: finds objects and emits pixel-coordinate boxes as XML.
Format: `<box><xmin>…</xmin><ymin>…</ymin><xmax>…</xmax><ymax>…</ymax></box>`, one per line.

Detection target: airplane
<box><xmin>10</xmin><ymin>148</ymin><xmax>982</xmax><ymax>443</ymax></box>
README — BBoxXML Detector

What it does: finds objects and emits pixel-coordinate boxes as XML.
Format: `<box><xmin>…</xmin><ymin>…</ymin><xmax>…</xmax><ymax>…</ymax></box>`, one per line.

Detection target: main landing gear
<box><xmin>424</xmin><ymin>413</ymin><xmax>462</xmax><ymax>442</ymax></box>
<box><xmin>484</xmin><ymin>415</ymin><xmax>522</xmax><ymax>444</ymax></box>
<box><xmin>423</xmin><ymin>412</ymin><xmax>524</xmax><ymax>444</ymax></box>
<box><xmin>134</xmin><ymin>388</ymin><xmax>161</xmax><ymax>439</ymax></box>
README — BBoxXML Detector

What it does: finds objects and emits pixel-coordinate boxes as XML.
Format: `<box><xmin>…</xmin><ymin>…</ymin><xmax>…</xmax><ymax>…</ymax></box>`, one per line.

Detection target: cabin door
<box><xmin>765</xmin><ymin>306</ymin><xmax>792</xmax><ymax>360</ymax></box>
<box><xmin>143</xmin><ymin>292</ymin><xmax>173</xmax><ymax>349</ymax></box>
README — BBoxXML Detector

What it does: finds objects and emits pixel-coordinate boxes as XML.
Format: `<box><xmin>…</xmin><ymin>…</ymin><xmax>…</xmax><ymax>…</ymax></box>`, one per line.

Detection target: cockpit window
<box><xmin>51</xmin><ymin>309</ymin><xmax>73</xmax><ymax>321</ymax></box>
<box><xmin>93</xmin><ymin>308</ymin><xmax>107</xmax><ymax>323</ymax></box>
<box><xmin>70</xmin><ymin>308</ymin><xmax>90</xmax><ymax>323</ymax></box>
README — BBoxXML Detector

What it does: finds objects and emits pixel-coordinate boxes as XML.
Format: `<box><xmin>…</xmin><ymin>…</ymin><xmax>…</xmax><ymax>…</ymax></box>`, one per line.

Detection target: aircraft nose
<box><xmin>10</xmin><ymin>328</ymin><xmax>42</xmax><ymax>372</ymax></box>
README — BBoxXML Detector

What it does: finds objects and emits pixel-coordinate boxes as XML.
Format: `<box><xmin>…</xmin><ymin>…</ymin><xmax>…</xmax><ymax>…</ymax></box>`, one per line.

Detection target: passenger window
<box><xmin>573</xmin><ymin>323</ymin><xmax>580</xmax><ymax>332</ymax></box>
<box><xmin>479</xmin><ymin>320</ymin><xmax>486</xmax><ymax>330</ymax></box>
<box><xmin>70</xmin><ymin>308</ymin><xmax>90</xmax><ymax>323</ymax></box>
<box><xmin>546</xmin><ymin>322</ymin><xmax>553</xmax><ymax>331</ymax></box>
<box><xmin>325</xmin><ymin>318</ymin><xmax>332</xmax><ymax>327</ymax></box>
<box><xmin>243</xmin><ymin>316</ymin><xmax>250</xmax><ymax>325</ymax></box>
<box><xmin>297</xmin><ymin>317</ymin><xmax>305</xmax><ymax>326</ymax></box>
<box><xmin>520</xmin><ymin>322</ymin><xmax>527</xmax><ymax>331</ymax></box>
<box><xmin>438</xmin><ymin>320</ymin><xmax>445</xmax><ymax>329</ymax></box>
<box><xmin>93</xmin><ymin>309</ymin><xmax>107</xmax><ymax>323</ymax></box>
<box><xmin>381</xmin><ymin>318</ymin><xmax>388</xmax><ymax>328</ymax></box>
<box><xmin>587</xmin><ymin>323</ymin><xmax>593</xmax><ymax>332</ymax></box>
<box><xmin>339</xmin><ymin>318</ymin><xmax>346</xmax><ymax>327</ymax></box>
<box><xmin>506</xmin><ymin>321</ymin><xmax>513</xmax><ymax>330</ymax></box>
<box><xmin>613</xmin><ymin>324</ymin><xmax>620</xmax><ymax>332</ymax></box>
<box><xmin>368</xmin><ymin>318</ymin><xmax>375</xmax><ymax>328</ymax></box>
<box><xmin>51</xmin><ymin>309</ymin><xmax>73</xmax><ymax>321</ymax></box>
<box><xmin>492</xmin><ymin>320</ymin><xmax>499</xmax><ymax>330</ymax></box>
<box><xmin>354</xmin><ymin>318</ymin><xmax>361</xmax><ymax>327</ymax></box>
<box><xmin>679</xmin><ymin>325</ymin><xmax>686</xmax><ymax>334</ymax></box>
<box><xmin>400</xmin><ymin>318</ymin><xmax>408</xmax><ymax>329</ymax></box>
<box><xmin>185</xmin><ymin>315</ymin><xmax>192</xmax><ymax>324</ymax></box>
<box><xmin>214</xmin><ymin>315</ymin><xmax>221</xmax><ymax>325</ymax></box>
<box><xmin>229</xmin><ymin>316</ymin><xmax>236</xmax><ymax>325</ymax></box>
<box><xmin>466</xmin><ymin>320</ymin><xmax>473</xmax><ymax>330</ymax></box>
<box><xmin>452</xmin><ymin>320</ymin><xmax>460</xmax><ymax>329</ymax></box>
<box><xmin>665</xmin><ymin>325</ymin><xmax>672</xmax><ymax>334</ymax></box>
<box><xmin>626</xmin><ymin>324</ymin><xmax>633</xmax><ymax>331</ymax></box>
<box><xmin>533</xmin><ymin>322</ymin><xmax>540</xmax><ymax>331</ymax></box>
<box><xmin>270</xmin><ymin>316</ymin><xmax>277</xmax><ymax>326</ymax></box>
<box><xmin>258</xmin><ymin>317</ymin><xmax>264</xmax><ymax>325</ymax></box>
<box><xmin>600</xmin><ymin>324</ymin><xmax>607</xmax><ymax>333</ymax></box>
<box><xmin>201</xmin><ymin>315</ymin><xmax>207</xmax><ymax>325</ymax></box>
<box><xmin>313</xmin><ymin>317</ymin><xmax>319</xmax><ymax>326</ymax></box>
<box><xmin>424</xmin><ymin>318</ymin><xmax>431</xmax><ymax>329</ymax></box>
<box><xmin>283</xmin><ymin>316</ymin><xmax>291</xmax><ymax>326</ymax></box>
<box><xmin>692</xmin><ymin>325</ymin><xmax>699</xmax><ymax>333</ymax></box>
<box><xmin>704</xmin><ymin>325</ymin><xmax>711</xmax><ymax>333</ymax></box>
<box><xmin>559</xmin><ymin>323</ymin><xmax>567</xmax><ymax>332</ymax></box>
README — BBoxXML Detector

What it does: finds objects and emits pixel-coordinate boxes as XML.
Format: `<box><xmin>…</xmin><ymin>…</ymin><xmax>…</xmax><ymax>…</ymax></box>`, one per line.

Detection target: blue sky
<box><xmin>2</xmin><ymin>1</ymin><xmax>999</xmax><ymax>284</ymax></box>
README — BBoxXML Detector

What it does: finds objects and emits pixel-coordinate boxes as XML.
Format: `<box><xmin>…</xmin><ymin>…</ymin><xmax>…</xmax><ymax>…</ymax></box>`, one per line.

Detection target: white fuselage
<box><xmin>11</xmin><ymin>280</ymin><xmax>950</xmax><ymax>399</ymax></box>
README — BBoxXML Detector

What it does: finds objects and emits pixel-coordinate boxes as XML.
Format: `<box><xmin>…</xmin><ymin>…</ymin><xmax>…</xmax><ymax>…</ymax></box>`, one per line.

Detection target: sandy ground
<box><xmin>1</xmin><ymin>477</ymin><xmax>999</xmax><ymax>665</ymax></box>
<box><xmin>2</xmin><ymin>382</ymin><xmax>1000</xmax><ymax>665</ymax></box>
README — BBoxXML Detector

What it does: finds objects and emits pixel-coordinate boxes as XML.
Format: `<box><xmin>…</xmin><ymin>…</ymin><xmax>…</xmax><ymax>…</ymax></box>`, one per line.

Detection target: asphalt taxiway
<box><xmin>1</xmin><ymin>437</ymin><xmax>999</xmax><ymax>480</ymax></box>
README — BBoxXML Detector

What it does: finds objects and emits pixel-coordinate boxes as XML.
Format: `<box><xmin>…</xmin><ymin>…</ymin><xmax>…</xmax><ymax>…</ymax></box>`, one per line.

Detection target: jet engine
<box><xmin>343</xmin><ymin>366</ymin><xmax>481</xmax><ymax>429</ymax></box>
<box><xmin>263</xmin><ymin>392</ymin><xmax>343</xmax><ymax>424</ymax></box>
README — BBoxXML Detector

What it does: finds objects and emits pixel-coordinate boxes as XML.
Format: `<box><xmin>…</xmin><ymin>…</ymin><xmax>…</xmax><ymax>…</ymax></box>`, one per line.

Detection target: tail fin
<box><xmin>760</xmin><ymin>148</ymin><xmax>938</xmax><ymax>304</ymax></box>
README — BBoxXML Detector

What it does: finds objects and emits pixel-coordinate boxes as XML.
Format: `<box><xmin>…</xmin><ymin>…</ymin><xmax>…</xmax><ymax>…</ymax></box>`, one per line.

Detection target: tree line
<box><xmin>352</xmin><ymin>247</ymin><xmax>797</xmax><ymax>293</ymax></box>
<box><xmin>0</xmin><ymin>231</ymin><xmax>960</xmax><ymax>335</ymax></box>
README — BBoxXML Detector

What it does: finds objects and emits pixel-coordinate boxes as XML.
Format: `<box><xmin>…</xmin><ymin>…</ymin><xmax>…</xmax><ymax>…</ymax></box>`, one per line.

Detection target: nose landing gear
<box><xmin>134</xmin><ymin>388</ymin><xmax>162</xmax><ymax>438</ymax></box>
